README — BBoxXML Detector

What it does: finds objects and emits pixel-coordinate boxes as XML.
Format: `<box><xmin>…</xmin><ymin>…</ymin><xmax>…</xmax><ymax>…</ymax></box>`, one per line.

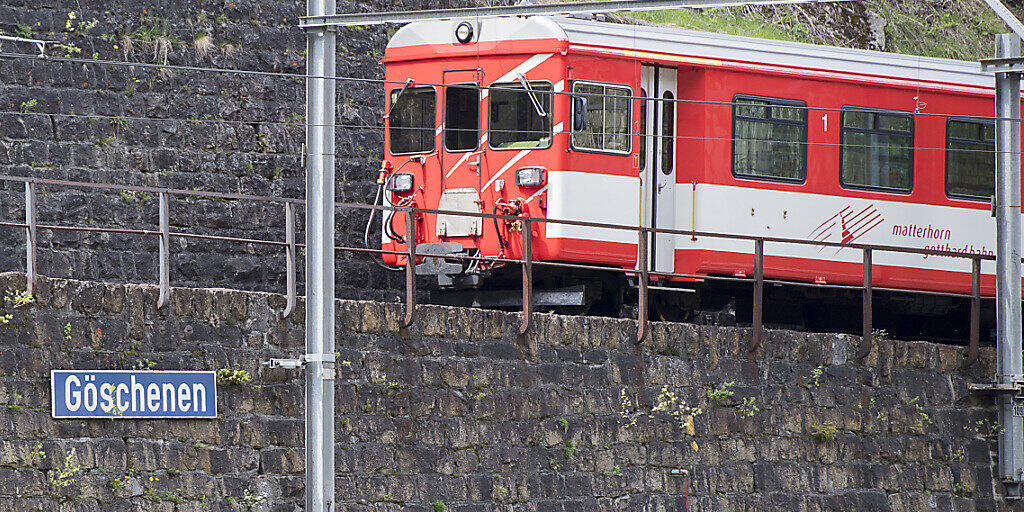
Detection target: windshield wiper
<box><xmin>516</xmin><ymin>73</ymin><xmax>547</xmax><ymax>118</ymax></box>
<box><xmin>387</xmin><ymin>78</ymin><xmax>415</xmax><ymax>117</ymax></box>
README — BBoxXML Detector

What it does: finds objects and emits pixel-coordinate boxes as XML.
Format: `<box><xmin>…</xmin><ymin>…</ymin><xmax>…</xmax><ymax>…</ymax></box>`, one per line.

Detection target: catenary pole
<box><xmin>995</xmin><ymin>32</ymin><xmax>1024</xmax><ymax>497</ymax></box>
<box><xmin>305</xmin><ymin>0</ymin><xmax>337</xmax><ymax>507</ymax></box>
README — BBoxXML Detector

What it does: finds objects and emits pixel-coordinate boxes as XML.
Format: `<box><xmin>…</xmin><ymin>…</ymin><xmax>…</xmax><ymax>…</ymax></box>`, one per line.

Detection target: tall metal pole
<box><xmin>995</xmin><ymin>32</ymin><xmax>1024</xmax><ymax>498</ymax></box>
<box><xmin>305</xmin><ymin>0</ymin><xmax>336</xmax><ymax>507</ymax></box>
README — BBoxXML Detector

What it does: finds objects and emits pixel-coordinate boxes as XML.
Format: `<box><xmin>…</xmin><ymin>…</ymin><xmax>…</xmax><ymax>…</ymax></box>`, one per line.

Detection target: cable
<box><xmin>0</xmin><ymin>108</ymin><xmax>1014</xmax><ymax>155</ymax></box>
<box><xmin>364</xmin><ymin>183</ymin><xmax>403</xmax><ymax>271</ymax></box>
<box><xmin>1</xmin><ymin>50</ymin><xmax>1018</xmax><ymax>123</ymax></box>
<box><xmin>493</xmin><ymin>203</ymin><xmax>506</xmax><ymax>253</ymax></box>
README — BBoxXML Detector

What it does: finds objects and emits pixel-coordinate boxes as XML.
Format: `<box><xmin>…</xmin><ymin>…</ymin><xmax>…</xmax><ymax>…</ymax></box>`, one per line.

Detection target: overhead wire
<box><xmin>1</xmin><ymin>49</ymin><xmax>1021</xmax><ymax>123</ymax></box>
<box><xmin>0</xmin><ymin>109</ymin><xmax>1014</xmax><ymax>156</ymax></box>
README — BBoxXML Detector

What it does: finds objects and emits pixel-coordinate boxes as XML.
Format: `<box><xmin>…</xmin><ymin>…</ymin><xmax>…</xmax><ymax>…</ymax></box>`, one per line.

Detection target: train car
<box><xmin>375</xmin><ymin>15</ymin><xmax>1011</xmax><ymax>338</ymax></box>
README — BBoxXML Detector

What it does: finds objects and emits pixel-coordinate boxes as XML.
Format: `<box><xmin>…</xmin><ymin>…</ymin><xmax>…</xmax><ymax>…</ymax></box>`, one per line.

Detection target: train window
<box><xmin>389</xmin><ymin>86</ymin><xmax>436</xmax><ymax>155</ymax></box>
<box><xmin>732</xmin><ymin>95</ymin><xmax>807</xmax><ymax>182</ymax></box>
<box><xmin>840</xmin><ymin>107</ymin><xmax>914</xmax><ymax>193</ymax></box>
<box><xmin>571</xmin><ymin>81</ymin><xmax>632</xmax><ymax>154</ymax></box>
<box><xmin>489</xmin><ymin>82</ymin><xmax>552</xmax><ymax>150</ymax></box>
<box><xmin>445</xmin><ymin>84</ymin><xmax>479</xmax><ymax>152</ymax></box>
<box><xmin>661</xmin><ymin>91</ymin><xmax>675</xmax><ymax>174</ymax></box>
<box><xmin>946</xmin><ymin>118</ymin><xmax>995</xmax><ymax>200</ymax></box>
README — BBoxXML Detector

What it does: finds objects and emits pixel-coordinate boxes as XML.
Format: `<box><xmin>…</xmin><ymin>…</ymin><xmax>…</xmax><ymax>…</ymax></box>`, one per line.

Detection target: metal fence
<box><xmin>0</xmin><ymin>174</ymin><xmax>993</xmax><ymax>365</ymax></box>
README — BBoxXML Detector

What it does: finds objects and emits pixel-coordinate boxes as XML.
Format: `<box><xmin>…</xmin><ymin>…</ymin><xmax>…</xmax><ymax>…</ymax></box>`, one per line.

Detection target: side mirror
<box><xmin>572</xmin><ymin>96</ymin><xmax>587</xmax><ymax>131</ymax></box>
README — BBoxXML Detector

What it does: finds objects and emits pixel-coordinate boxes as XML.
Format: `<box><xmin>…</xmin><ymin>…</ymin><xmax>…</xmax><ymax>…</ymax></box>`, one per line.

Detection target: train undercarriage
<box><xmin>419</xmin><ymin>249</ymin><xmax>994</xmax><ymax>346</ymax></box>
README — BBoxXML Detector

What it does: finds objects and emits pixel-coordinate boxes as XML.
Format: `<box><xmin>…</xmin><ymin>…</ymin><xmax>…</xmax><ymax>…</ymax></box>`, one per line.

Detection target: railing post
<box><xmin>966</xmin><ymin>256</ymin><xmax>981</xmax><ymax>367</ymax></box>
<box><xmin>402</xmin><ymin>208</ymin><xmax>416</xmax><ymax>327</ymax></box>
<box><xmin>156</xmin><ymin>190</ymin><xmax>170</xmax><ymax>309</ymax></box>
<box><xmin>637</xmin><ymin>229</ymin><xmax>648</xmax><ymax>344</ymax></box>
<box><xmin>283</xmin><ymin>201</ymin><xmax>297</xmax><ymax>319</ymax></box>
<box><xmin>750</xmin><ymin>238</ymin><xmax>763</xmax><ymax>354</ymax></box>
<box><xmin>857</xmin><ymin>248</ymin><xmax>873</xmax><ymax>360</ymax></box>
<box><xmin>24</xmin><ymin>181</ymin><xmax>36</xmax><ymax>296</ymax></box>
<box><xmin>519</xmin><ymin>218</ymin><xmax>533</xmax><ymax>336</ymax></box>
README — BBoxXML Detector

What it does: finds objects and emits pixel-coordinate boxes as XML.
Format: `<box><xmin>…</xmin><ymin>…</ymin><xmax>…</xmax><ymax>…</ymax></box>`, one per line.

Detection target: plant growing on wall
<box><xmin>809</xmin><ymin>422</ymin><xmax>839</xmax><ymax>441</ymax></box>
<box><xmin>651</xmin><ymin>386</ymin><xmax>703</xmax><ymax>452</ymax></box>
<box><xmin>706</xmin><ymin>381</ymin><xmax>736</xmax><ymax>406</ymax></box>
<box><xmin>217</xmin><ymin>367</ymin><xmax>251</xmax><ymax>385</ymax></box>
<box><xmin>48</xmin><ymin>447</ymin><xmax>80</xmax><ymax>488</ymax></box>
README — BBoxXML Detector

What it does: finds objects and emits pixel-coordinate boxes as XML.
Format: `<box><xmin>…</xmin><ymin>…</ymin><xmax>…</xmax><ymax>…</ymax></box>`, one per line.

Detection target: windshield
<box><xmin>389</xmin><ymin>86</ymin><xmax>436</xmax><ymax>155</ymax></box>
<box><xmin>488</xmin><ymin>82</ymin><xmax>552</xmax><ymax>150</ymax></box>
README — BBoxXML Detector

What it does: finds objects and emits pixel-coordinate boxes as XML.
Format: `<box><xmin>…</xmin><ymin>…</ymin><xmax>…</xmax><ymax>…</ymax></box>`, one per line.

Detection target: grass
<box><xmin>626</xmin><ymin>1</ymin><xmax>1012</xmax><ymax>61</ymax></box>
<box><xmin>628</xmin><ymin>8</ymin><xmax>801</xmax><ymax>42</ymax></box>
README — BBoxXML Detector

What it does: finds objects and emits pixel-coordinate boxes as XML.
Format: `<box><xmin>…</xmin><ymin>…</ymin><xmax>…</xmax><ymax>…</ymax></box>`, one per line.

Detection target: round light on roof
<box><xmin>455</xmin><ymin>21</ymin><xmax>474</xmax><ymax>44</ymax></box>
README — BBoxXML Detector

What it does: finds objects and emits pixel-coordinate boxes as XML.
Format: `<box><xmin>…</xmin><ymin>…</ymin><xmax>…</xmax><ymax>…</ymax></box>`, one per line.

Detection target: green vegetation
<box><xmin>1</xmin><ymin>290</ymin><xmax>34</xmax><ymax>327</ymax></box>
<box><xmin>809</xmin><ymin>422</ymin><xmax>840</xmax><ymax>441</ymax></box>
<box><xmin>563</xmin><ymin>439</ymin><xmax>576</xmax><ymax>459</ymax></box>
<box><xmin>22</xmin><ymin>441</ymin><xmax>44</xmax><ymax>469</ymax></box>
<box><xmin>48</xmin><ymin>447</ymin><xmax>80</xmax><ymax>488</ymax></box>
<box><xmin>217</xmin><ymin>367</ymin><xmax>251</xmax><ymax>385</ymax></box>
<box><xmin>908</xmin><ymin>396</ymin><xmax>933</xmax><ymax>434</ymax></box>
<box><xmin>738</xmin><ymin>397</ymin><xmax>759</xmax><ymax>418</ymax></box>
<box><xmin>629</xmin><ymin>8</ymin><xmax>801</xmax><ymax>42</ymax></box>
<box><xmin>627</xmin><ymin>1</ymin><xmax>1011</xmax><ymax>61</ymax></box>
<box><xmin>968</xmin><ymin>418</ymin><xmax>1004</xmax><ymax>438</ymax></box>
<box><xmin>806</xmin><ymin>365</ymin><xmax>825</xmax><ymax>388</ymax></box>
<box><xmin>118</xmin><ymin>190</ymin><xmax>151</xmax><ymax>203</ymax></box>
<box><xmin>7</xmin><ymin>392</ymin><xmax>24</xmax><ymax>413</ymax></box>
<box><xmin>706</xmin><ymin>381</ymin><xmax>735</xmax><ymax>405</ymax></box>
<box><xmin>19</xmin><ymin>99</ymin><xmax>37</xmax><ymax>113</ymax></box>
<box><xmin>432</xmin><ymin>500</ymin><xmax>447</xmax><ymax>512</ymax></box>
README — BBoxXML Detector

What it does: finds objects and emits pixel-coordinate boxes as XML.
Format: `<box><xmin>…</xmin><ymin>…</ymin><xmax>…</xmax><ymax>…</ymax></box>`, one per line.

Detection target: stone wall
<box><xmin>0</xmin><ymin>271</ymin><xmax>1017</xmax><ymax>511</ymax></box>
<box><xmin>0</xmin><ymin>0</ymin><xmax>497</xmax><ymax>300</ymax></box>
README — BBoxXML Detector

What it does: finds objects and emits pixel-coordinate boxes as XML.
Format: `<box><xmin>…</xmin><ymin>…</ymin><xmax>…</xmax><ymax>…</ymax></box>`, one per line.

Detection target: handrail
<box><xmin>0</xmin><ymin>174</ymin><xmax>991</xmax><ymax>361</ymax></box>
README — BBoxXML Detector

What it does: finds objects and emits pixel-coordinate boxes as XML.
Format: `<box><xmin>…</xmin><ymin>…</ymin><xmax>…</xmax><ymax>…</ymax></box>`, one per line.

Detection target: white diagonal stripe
<box><xmin>482</xmin><ymin>150</ymin><xmax>529</xmax><ymax>192</ymax></box>
<box><xmin>525</xmin><ymin>184</ymin><xmax>548</xmax><ymax>204</ymax></box>
<box><xmin>483</xmin><ymin>53</ymin><xmax>555</xmax><ymax>99</ymax></box>
<box><xmin>444</xmin><ymin>133</ymin><xmax>490</xmax><ymax>179</ymax></box>
<box><xmin>445</xmin><ymin>151</ymin><xmax>473</xmax><ymax>179</ymax></box>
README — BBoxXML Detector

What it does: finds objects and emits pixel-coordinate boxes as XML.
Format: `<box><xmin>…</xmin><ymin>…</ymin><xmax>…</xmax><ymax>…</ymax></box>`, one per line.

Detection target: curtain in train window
<box><xmin>732</xmin><ymin>96</ymin><xmax>808</xmax><ymax>181</ymax></box>
<box><xmin>840</xmin><ymin>108</ymin><xmax>914</xmax><ymax>192</ymax></box>
<box><xmin>946</xmin><ymin>118</ymin><xmax>995</xmax><ymax>199</ymax></box>
<box><xmin>389</xmin><ymin>86</ymin><xmax>436</xmax><ymax>155</ymax></box>
<box><xmin>571</xmin><ymin>82</ymin><xmax>632</xmax><ymax>154</ymax></box>
<box><xmin>488</xmin><ymin>82</ymin><xmax>552</xmax><ymax>150</ymax></box>
<box><xmin>445</xmin><ymin>84</ymin><xmax>479</xmax><ymax>152</ymax></box>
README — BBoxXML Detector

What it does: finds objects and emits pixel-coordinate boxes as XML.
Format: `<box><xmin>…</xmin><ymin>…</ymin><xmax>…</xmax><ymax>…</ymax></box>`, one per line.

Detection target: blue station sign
<box><xmin>51</xmin><ymin>370</ymin><xmax>217</xmax><ymax>419</ymax></box>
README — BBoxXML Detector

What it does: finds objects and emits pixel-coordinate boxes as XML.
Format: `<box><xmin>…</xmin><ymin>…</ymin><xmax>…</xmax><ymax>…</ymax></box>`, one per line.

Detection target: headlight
<box><xmin>455</xmin><ymin>21</ymin><xmax>474</xmax><ymax>44</ymax></box>
<box><xmin>515</xmin><ymin>167</ymin><xmax>546</xmax><ymax>187</ymax></box>
<box><xmin>386</xmin><ymin>173</ymin><xmax>414</xmax><ymax>192</ymax></box>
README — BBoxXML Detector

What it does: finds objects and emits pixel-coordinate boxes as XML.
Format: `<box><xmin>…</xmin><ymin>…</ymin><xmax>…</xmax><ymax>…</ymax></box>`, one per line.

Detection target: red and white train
<box><xmin>377</xmin><ymin>15</ymin><xmax>1009</xmax><ymax>337</ymax></box>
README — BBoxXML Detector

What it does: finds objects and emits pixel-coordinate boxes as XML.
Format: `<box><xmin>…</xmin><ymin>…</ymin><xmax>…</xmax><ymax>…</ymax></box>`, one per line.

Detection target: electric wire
<box><xmin>0</xmin><ymin>109</ymin><xmax>1014</xmax><ymax>156</ymax></box>
<box><xmin>1</xmin><ymin>50</ymin><xmax>1021</xmax><ymax>123</ymax></box>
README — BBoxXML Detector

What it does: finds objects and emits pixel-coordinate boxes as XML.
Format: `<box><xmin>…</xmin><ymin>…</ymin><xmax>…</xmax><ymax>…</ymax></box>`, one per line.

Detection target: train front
<box><xmin>378</xmin><ymin>17</ymin><xmax>570</xmax><ymax>291</ymax></box>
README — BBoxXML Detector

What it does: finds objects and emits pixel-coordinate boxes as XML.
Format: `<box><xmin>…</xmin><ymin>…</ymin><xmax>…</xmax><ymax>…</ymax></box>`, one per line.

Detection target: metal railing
<box><xmin>0</xmin><ymin>174</ymin><xmax>995</xmax><ymax>365</ymax></box>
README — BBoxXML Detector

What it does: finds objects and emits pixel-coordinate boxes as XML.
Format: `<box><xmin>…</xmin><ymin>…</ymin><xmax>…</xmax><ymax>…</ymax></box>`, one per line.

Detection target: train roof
<box><xmin>385</xmin><ymin>15</ymin><xmax>993</xmax><ymax>90</ymax></box>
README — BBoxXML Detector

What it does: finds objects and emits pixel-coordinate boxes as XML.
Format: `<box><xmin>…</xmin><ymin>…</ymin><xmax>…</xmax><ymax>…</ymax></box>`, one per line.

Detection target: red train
<box><xmin>375</xmin><ymin>15</ymin><xmax>1008</xmax><ymax>339</ymax></box>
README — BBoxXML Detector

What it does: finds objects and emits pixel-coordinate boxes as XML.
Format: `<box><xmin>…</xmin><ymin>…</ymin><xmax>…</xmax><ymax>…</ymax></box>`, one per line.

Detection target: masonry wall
<box><xmin>0</xmin><ymin>0</ymin><xmax>504</xmax><ymax>300</ymax></box>
<box><xmin>0</xmin><ymin>271</ymin><xmax>1017</xmax><ymax>511</ymax></box>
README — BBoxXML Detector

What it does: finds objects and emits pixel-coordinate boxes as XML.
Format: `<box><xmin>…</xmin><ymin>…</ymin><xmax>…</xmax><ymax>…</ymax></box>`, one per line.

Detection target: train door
<box><xmin>640</xmin><ymin>65</ymin><xmax>678</xmax><ymax>274</ymax></box>
<box><xmin>437</xmin><ymin>70</ymin><xmax>484</xmax><ymax>240</ymax></box>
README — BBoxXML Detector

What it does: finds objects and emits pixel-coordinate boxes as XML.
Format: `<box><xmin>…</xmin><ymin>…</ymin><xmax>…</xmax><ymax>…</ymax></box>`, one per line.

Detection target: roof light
<box><xmin>455</xmin><ymin>21</ymin><xmax>474</xmax><ymax>44</ymax></box>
